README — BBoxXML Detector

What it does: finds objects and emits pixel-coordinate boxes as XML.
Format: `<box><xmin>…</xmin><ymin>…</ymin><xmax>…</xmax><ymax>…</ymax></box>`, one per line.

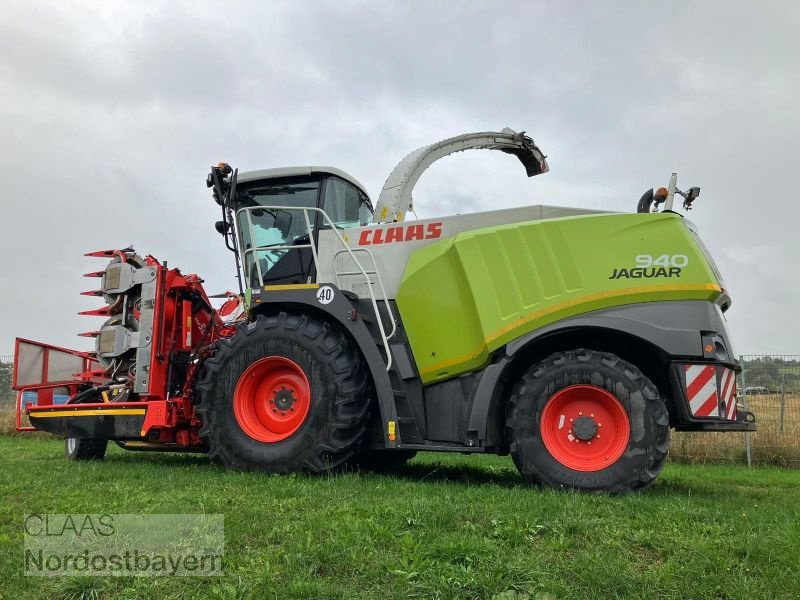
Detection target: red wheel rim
<box><xmin>540</xmin><ymin>385</ymin><xmax>630</xmax><ymax>472</ymax></box>
<box><xmin>233</xmin><ymin>356</ymin><xmax>311</xmax><ymax>442</ymax></box>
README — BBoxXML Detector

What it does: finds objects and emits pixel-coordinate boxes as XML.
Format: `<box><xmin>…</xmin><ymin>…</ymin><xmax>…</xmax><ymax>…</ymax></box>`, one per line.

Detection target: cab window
<box><xmin>322</xmin><ymin>177</ymin><xmax>372</xmax><ymax>228</ymax></box>
<box><xmin>236</xmin><ymin>179</ymin><xmax>320</xmax><ymax>285</ymax></box>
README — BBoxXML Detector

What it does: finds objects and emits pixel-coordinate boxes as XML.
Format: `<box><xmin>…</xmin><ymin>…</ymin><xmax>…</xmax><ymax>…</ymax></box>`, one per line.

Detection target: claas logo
<box><xmin>358</xmin><ymin>222</ymin><xmax>443</xmax><ymax>246</ymax></box>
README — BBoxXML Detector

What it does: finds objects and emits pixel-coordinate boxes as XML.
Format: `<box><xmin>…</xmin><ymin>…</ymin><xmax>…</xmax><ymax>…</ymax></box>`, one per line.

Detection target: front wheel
<box><xmin>195</xmin><ymin>312</ymin><xmax>370</xmax><ymax>473</ymax></box>
<box><xmin>505</xmin><ymin>349</ymin><xmax>670</xmax><ymax>492</ymax></box>
<box><xmin>65</xmin><ymin>437</ymin><xmax>108</xmax><ymax>461</ymax></box>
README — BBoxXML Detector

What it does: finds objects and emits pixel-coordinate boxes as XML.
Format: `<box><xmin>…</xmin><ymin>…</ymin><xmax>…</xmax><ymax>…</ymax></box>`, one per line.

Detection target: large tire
<box><xmin>65</xmin><ymin>437</ymin><xmax>108</xmax><ymax>461</ymax></box>
<box><xmin>195</xmin><ymin>312</ymin><xmax>370</xmax><ymax>473</ymax></box>
<box><xmin>505</xmin><ymin>349</ymin><xmax>670</xmax><ymax>492</ymax></box>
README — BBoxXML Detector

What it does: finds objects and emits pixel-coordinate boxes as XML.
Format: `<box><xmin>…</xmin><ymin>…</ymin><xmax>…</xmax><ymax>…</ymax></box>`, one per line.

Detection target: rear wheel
<box><xmin>506</xmin><ymin>349</ymin><xmax>670</xmax><ymax>492</ymax></box>
<box><xmin>195</xmin><ymin>312</ymin><xmax>370</xmax><ymax>473</ymax></box>
<box><xmin>65</xmin><ymin>437</ymin><xmax>108</xmax><ymax>461</ymax></box>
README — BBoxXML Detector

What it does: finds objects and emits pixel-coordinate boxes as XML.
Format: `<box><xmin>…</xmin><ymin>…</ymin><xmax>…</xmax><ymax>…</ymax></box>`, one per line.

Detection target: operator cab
<box><xmin>209</xmin><ymin>166</ymin><xmax>372</xmax><ymax>288</ymax></box>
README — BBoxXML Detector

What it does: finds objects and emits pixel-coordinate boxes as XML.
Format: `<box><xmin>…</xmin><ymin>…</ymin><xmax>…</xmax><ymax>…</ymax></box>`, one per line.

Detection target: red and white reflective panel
<box><xmin>685</xmin><ymin>365</ymin><xmax>719</xmax><ymax>418</ymax></box>
<box><xmin>719</xmin><ymin>367</ymin><xmax>737</xmax><ymax>421</ymax></box>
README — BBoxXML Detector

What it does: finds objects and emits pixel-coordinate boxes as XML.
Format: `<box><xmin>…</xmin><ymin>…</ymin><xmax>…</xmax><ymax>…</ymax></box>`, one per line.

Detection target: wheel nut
<box><xmin>272</xmin><ymin>408</ymin><xmax>277</xmax><ymax>413</ymax></box>
<box><xmin>281</xmin><ymin>411</ymin><xmax>286</xmax><ymax>416</ymax></box>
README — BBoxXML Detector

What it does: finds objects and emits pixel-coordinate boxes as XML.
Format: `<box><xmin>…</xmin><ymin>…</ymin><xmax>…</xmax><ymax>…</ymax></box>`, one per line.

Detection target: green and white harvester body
<box><xmin>14</xmin><ymin>128</ymin><xmax>753</xmax><ymax>492</ymax></box>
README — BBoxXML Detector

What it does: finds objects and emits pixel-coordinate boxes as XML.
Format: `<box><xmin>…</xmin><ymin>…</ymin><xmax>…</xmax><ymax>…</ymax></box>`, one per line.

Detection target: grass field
<box><xmin>1</xmin><ymin>437</ymin><xmax>799</xmax><ymax>599</ymax></box>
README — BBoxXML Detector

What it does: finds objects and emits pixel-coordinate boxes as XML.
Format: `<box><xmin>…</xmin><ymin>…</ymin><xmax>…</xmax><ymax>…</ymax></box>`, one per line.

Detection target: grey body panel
<box><xmin>505</xmin><ymin>300</ymin><xmax>732</xmax><ymax>359</ymax></box>
<box><xmin>133</xmin><ymin>267</ymin><xmax>159</xmax><ymax>394</ymax></box>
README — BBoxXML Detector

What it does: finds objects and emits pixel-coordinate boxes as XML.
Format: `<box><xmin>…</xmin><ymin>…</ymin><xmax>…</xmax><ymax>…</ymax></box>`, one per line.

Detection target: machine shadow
<box><xmin>367</xmin><ymin>461</ymin><xmax>525</xmax><ymax>488</ymax></box>
<box><xmin>106</xmin><ymin>448</ymin><xmax>525</xmax><ymax>487</ymax></box>
<box><xmin>104</xmin><ymin>450</ymin><xmax>721</xmax><ymax>497</ymax></box>
<box><xmin>107</xmin><ymin>448</ymin><xmax>213</xmax><ymax>468</ymax></box>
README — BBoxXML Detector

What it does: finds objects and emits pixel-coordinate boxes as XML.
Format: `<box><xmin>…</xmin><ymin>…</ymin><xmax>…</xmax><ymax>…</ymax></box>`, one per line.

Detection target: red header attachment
<box><xmin>78</xmin><ymin>307</ymin><xmax>115</xmax><ymax>317</ymax></box>
<box><xmin>84</xmin><ymin>248</ymin><xmax>134</xmax><ymax>258</ymax></box>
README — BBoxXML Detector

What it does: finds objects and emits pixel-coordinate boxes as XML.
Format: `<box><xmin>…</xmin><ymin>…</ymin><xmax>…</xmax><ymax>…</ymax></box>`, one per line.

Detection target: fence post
<box><xmin>779</xmin><ymin>374</ymin><xmax>786</xmax><ymax>433</ymax></box>
<box><xmin>739</xmin><ymin>355</ymin><xmax>752</xmax><ymax>467</ymax></box>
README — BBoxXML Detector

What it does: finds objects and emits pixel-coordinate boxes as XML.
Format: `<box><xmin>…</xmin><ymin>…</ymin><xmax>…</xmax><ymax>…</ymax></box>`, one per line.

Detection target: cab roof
<box><xmin>236</xmin><ymin>166</ymin><xmax>371</xmax><ymax>201</ymax></box>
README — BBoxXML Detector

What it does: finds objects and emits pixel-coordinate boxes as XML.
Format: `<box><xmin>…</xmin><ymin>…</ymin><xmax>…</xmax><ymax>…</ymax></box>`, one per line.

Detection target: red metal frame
<box><xmin>14</xmin><ymin>251</ymin><xmax>233</xmax><ymax>448</ymax></box>
<box><xmin>12</xmin><ymin>338</ymin><xmax>106</xmax><ymax>431</ymax></box>
<box><xmin>15</xmin><ymin>383</ymin><xmax>85</xmax><ymax>431</ymax></box>
<box><xmin>12</xmin><ymin>338</ymin><xmax>99</xmax><ymax>390</ymax></box>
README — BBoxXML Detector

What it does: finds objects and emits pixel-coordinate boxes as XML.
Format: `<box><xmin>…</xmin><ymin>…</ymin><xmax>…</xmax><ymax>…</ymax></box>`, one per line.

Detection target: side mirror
<box><xmin>215</xmin><ymin>221</ymin><xmax>231</xmax><ymax>235</ymax></box>
<box><xmin>682</xmin><ymin>186</ymin><xmax>701</xmax><ymax>211</ymax></box>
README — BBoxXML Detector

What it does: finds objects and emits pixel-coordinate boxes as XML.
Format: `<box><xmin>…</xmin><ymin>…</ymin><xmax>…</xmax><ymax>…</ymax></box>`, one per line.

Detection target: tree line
<box><xmin>0</xmin><ymin>360</ymin><xmax>13</xmax><ymax>406</ymax></box>
<box><xmin>740</xmin><ymin>356</ymin><xmax>800</xmax><ymax>393</ymax></box>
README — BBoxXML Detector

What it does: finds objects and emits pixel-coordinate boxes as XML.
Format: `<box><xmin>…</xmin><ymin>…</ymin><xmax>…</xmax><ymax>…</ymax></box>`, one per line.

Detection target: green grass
<box><xmin>1</xmin><ymin>437</ymin><xmax>799</xmax><ymax>600</ymax></box>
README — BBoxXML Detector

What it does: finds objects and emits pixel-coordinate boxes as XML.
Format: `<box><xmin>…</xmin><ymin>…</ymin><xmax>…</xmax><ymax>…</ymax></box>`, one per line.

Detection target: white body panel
<box><xmin>317</xmin><ymin>205</ymin><xmax>605</xmax><ymax>300</ymax></box>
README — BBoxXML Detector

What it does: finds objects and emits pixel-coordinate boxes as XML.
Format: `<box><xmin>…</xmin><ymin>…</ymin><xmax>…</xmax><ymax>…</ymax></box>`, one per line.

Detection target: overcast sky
<box><xmin>1</xmin><ymin>0</ymin><xmax>798</xmax><ymax>357</ymax></box>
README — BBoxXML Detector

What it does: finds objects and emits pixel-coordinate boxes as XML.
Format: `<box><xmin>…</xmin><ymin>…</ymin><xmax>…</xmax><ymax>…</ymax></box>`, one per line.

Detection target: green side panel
<box><xmin>396</xmin><ymin>212</ymin><xmax>721</xmax><ymax>383</ymax></box>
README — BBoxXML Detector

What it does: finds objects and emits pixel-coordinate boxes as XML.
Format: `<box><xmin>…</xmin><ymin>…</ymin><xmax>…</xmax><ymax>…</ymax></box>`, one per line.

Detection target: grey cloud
<box><xmin>0</xmin><ymin>0</ymin><xmax>797</xmax><ymax>355</ymax></box>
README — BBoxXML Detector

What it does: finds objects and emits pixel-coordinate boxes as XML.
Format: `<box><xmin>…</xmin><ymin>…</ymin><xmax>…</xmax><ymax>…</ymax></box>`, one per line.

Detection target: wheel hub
<box><xmin>233</xmin><ymin>356</ymin><xmax>311</xmax><ymax>443</ymax></box>
<box><xmin>272</xmin><ymin>387</ymin><xmax>297</xmax><ymax>412</ymax></box>
<box><xmin>571</xmin><ymin>415</ymin><xmax>598</xmax><ymax>440</ymax></box>
<box><xmin>539</xmin><ymin>384</ymin><xmax>631</xmax><ymax>472</ymax></box>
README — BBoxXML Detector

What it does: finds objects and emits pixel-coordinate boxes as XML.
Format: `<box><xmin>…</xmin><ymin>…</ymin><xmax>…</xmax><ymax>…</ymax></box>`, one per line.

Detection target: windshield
<box><xmin>236</xmin><ymin>179</ymin><xmax>320</xmax><ymax>285</ymax></box>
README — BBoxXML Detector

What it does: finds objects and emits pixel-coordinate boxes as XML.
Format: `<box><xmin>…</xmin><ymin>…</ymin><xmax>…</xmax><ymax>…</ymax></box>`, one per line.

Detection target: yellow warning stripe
<box><xmin>29</xmin><ymin>408</ymin><xmax>146</xmax><ymax>418</ymax></box>
<box><xmin>263</xmin><ymin>284</ymin><xmax>320</xmax><ymax>291</ymax></box>
<box><xmin>419</xmin><ymin>283</ymin><xmax>722</xmax><ymax>377</ymax></box>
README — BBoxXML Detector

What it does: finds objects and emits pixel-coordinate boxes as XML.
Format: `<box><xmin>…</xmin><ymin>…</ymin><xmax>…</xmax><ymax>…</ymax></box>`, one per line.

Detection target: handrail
<box><xmin>15</xmin><ymin>382</ymin><xmax>79</xmax><ymax>432</ymax></box>
<box><xmin>332</xmin><ymin>247</ymin><xmax>397</xmax><ymax>340</ymax></box>
<box><xmin>235</xmin><ymin>205</ymin><xmax>394</xmax><ymax>371</ymax></box>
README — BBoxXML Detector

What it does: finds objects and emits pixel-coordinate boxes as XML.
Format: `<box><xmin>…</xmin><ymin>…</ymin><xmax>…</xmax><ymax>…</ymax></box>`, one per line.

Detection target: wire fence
<box><xmin>1</xmin><ymin>353</ymin><xmax>798</xmax><ymax>467</ymax></box>
<box><xmin>671</xmin><ymin>355</ymin><xmax>800</xmax><ymax>467</ymax></box>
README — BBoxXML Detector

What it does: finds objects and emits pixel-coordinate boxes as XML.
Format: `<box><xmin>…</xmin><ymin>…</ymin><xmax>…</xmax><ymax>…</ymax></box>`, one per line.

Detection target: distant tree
<box><xmin>741</xmin><ymin>356</ymin><xmax>797</xmax><ymax>391</ymax></box>
<box><xmin>0</xmin><ymin>360</ymin><xmax>12</xmax><ymax>406</ymax></box>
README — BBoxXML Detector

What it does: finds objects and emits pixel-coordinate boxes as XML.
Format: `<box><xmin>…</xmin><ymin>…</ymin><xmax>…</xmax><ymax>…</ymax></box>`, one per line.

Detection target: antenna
<box><xmin>664</xmin><ymin>173</ymin><xmax>678</xmax><ymax>212</ymax></box>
